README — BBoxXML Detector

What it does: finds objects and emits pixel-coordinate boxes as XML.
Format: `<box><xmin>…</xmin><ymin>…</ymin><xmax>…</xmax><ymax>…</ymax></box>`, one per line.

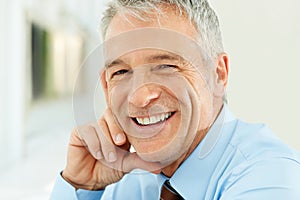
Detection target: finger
<box><xmin>103</xmin><ymin>109</ymin><xmax>127</xmax><ymax>146</ymax></box>
<box><xmin>95</xmin><ymin>118</ymin><xmax>117</xmax><ymax>163</ymax></box>
<box><xmin>122</xmin><ymin>152</ymin><xmax>162</xmax><ymax>173</ymax></box>
<box><xmin>77</xmin><ymin>125</ymin><xmax>103</xmax><ymax>160</ymax></box>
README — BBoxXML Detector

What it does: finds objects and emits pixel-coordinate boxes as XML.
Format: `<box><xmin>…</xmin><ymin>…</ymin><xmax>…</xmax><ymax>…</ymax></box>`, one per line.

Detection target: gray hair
<box><xmin>101</xmin><ymin>0</ymin><xmax>224</xmax><ymax>60</ymax></box>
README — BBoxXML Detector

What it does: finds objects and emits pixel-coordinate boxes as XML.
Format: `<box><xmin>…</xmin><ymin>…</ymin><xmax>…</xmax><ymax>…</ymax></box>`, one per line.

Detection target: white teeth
<box><xmin>160</xmin><ymin>114</ymin><xmax>165</xmax><ymax>121</ymax></box>
<box><xmin>136</xmin><ymin>118</ymin><xmax>143</xmax><ymax>124</ymax></box>
<box><xmin>135</xmin><ymin>112</ymin><xmax>173</xmax><ymax>126</ymax></box>
<box><xmin>143</xmin><ymin>118</ymin><xmax>150</xmax><ymax>125</ymax></box>
<box><xmin>150</xmin><ymin>116</ymin><xmax>156</xmax><ymax>124</ymax></box>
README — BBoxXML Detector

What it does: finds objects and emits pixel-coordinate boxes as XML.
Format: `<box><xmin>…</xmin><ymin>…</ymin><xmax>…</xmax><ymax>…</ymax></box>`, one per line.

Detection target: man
<box><xmin>51</xmin><ymin>0</ymin><xmax>300</xmax><ymax>199</ymax></box>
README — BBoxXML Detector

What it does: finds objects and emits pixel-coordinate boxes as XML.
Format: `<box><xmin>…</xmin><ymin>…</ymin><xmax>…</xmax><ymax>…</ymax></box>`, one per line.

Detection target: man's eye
<box><xmin>112</xmin><ymin>69</ymin><xmax>128</xmax><ymax>77</ymax></box>
<box><xmin>157</xmin><ymin>64</ymin><xmax>178</xmax><ymax>70</ymax></box>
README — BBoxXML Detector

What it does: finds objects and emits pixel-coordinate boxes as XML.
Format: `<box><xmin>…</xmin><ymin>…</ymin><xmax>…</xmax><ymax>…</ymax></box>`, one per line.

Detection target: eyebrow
<box><xmin>105</xmin><ymin>59</ymin><xmax>127</xmax><ymax>69</ymax></box>
<box><xmin>146</xmin><ymin>53</ymin><xmax>183</xmax><ymax>63</ymax></box>
<box><xmin>105</xmin><ymin>53</ymin><xmax>183</xmax><ymax>69</ymax></box>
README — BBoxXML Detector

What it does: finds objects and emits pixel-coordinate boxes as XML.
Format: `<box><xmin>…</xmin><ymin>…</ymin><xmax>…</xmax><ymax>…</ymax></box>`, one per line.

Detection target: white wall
<box><xmin>0</xmin><ymin>0</ymin><xmax>7</xmax><ymax>165</ymax></box>
<box><xmin>0</xmin><ymin>0</ymin><xmax>26</xmax><ymax>167</ymax></box>
<box><xmin>211</xmin><ymin>0</ymin><xmax>300</xmax><ymax>150</ymax></box>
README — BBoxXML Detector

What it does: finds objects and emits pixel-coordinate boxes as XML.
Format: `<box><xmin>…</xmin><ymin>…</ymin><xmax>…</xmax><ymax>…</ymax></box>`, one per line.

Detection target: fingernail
<box><xmin>108</xmin><ymin>152</ymin><xmax>116</xmax><ymax>162</ymax></box>
<box><xmin>115</xmin><ymin>133</ymin><xmax>124</xmax><ymax>144</ymax></box>
<box><xmin>96</xmin><ymin>151</ymin><xmax>102</xmax><ymax>160</ymax></box>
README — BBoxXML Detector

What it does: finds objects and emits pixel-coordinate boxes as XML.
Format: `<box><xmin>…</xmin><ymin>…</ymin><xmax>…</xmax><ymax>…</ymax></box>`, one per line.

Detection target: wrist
<box><xmin>61</xmin><ymin>171</ymin><xmax>106</xmax><ymax>191</ymax></box>
<box><xmin>61</xmin><ymin>171</ymin><xmax>82</xmax><ymax>190</ymax></box>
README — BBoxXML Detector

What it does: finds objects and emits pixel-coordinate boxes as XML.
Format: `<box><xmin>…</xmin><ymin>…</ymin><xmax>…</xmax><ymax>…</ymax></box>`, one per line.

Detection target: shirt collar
<box><xmin>168</xmin><ymin>104</ymin><xmax>237</xmax><ymax>199</ymax></box>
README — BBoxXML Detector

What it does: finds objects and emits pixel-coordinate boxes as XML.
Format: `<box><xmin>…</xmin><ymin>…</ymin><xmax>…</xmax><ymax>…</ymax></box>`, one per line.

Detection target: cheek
<box><xmin>184</xmin><ymin>71</ymin><xmax>214</xmax><ymax>130</ymax></box>
<box><xmin>108</xmin><ymin>78</ymin><xmax>129</xmax><ymax>103</ymax></box>
<box><xmin>108</xmin><ymin>84</ymin><xmax>130</xmax><ymax>121</ymax></box>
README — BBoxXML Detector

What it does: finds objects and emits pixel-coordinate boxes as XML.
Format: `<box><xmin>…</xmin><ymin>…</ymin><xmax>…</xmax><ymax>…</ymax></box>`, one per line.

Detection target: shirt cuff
<box><xmin>50</xmin><ymin>172</ymin><xmax>104</xmax><ymax>200</ymax></box>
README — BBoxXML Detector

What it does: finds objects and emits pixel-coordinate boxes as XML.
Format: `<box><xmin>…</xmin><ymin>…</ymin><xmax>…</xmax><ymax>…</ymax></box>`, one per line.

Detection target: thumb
<box><xmin>122</xmin><ymin>152</ymin><xmax>162</xmax><ymax>174</ymax></box>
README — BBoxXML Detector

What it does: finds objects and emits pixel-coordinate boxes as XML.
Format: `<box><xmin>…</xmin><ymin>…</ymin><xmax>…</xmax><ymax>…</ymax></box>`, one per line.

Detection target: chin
<box><xmin>138</xmin><ymin>152</ymin><xmax>178</xmax><ymax>167</ymax></box>
<box><xmin>135</xmin><ymin>142</ymin><xmax>185</xmax><ymax>166</ymax></box>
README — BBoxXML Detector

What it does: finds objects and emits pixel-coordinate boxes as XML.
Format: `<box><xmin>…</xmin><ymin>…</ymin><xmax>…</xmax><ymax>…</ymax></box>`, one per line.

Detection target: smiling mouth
<box><xmin>132</xmin><ymin>112</ymin><xmax>176</xmax><ymax>126</ymax></box>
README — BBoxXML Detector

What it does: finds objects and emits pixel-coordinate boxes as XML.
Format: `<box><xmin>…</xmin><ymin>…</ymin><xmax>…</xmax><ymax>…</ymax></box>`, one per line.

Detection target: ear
<box><xmin>214</xmin><ymin>53</ymin><xmax>229</xmax><ymax>97</ymax></box>
<box><xmin>100</xmin><ymin>69</ymin><xmax>109</xmax><ymax>104</ymax></box>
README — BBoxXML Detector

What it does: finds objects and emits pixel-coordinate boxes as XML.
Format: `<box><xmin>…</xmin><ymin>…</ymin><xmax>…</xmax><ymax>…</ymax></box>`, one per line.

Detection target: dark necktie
<box><xmin>160</xmin><ymin>180</ymin><xmax>184</xmax><ymax>200</ymax></box>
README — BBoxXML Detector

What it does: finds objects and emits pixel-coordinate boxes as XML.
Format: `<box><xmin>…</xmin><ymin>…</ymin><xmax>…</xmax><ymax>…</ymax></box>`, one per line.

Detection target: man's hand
<box><xmin>62</xmin><ymin>108</ymin><xmax>161</xmax><ymax>190</ymax></box>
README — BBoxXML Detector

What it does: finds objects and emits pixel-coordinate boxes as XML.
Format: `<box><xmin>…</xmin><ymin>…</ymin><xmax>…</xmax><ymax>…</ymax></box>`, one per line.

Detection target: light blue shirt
<box><xmin>50</xmin><ymin>105</ymin><xmax>300</xmax><ymax>199</ymax></box>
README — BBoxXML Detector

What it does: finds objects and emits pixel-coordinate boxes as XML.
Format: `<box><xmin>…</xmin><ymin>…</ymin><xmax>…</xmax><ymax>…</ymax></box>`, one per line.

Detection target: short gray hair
<box><xmin>101</xmin><ymin>0</ymin><xmax>224</xmax><ymax>61</ymax></box>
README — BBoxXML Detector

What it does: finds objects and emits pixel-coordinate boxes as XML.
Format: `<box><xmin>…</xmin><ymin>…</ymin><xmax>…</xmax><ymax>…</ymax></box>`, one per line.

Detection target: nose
<box><xmin>128</xmin><ymin>85</ymin><xmax>161</xmax><ymax>108</ymax></box>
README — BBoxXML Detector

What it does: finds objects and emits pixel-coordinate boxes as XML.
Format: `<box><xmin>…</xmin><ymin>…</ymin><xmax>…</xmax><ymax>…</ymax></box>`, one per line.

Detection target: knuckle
<box><xmin>71</xmin><ymin>126</ymin><xmax>85</xmax><ymax>139</ymax></box>
<box><xmin>80</xmin><ymin>126</ymin><xmax>92</xmax><ymax>137</ymax></box>
<box><xmin>103</xmin><ymin>108</ymin><xmax>111</xmax><ymax>118</ymax></box>
<box><xmin>71</xmin><ymin>127</ymin><xmax>79</xmax><ymax>135</ymax></box>
<box><xmin>98</xmin><ymin>119</ymin><xmax>106</xmax><ymax>130</ymax></box>
<box><xmin>75</xmin><ymin>125</ymin><xmax>95</xmax><ymax>141</ymax></box>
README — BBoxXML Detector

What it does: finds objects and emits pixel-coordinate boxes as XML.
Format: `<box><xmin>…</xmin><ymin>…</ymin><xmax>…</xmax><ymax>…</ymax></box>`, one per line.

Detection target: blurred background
<box><xmin>0</xmin><ymin>0</ymin><xmax>299</xmax><ymax>199</ymax></box>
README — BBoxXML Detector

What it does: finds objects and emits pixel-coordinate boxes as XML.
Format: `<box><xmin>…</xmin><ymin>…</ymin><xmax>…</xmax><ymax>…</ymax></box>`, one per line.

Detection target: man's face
<box><xmin>103</xmin><ymin>8</ymin><xmax>222</xmax><ymax>165</ymax></box>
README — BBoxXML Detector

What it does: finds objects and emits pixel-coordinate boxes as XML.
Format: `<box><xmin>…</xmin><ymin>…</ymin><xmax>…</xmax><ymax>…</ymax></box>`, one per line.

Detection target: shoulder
<box><xmin>219</xmin><ymin>120</ymin><xmax>300</xmax><ymax>199</ymax></box>
<box><xmin>229</xmin><ymin>120</ymin><xmax>300</xmax><ymax>162</ymax></box>
<box><xmin>220</xmin><ymin>156</ymin><xmax>300</xmax><ymax>199</ymax></box>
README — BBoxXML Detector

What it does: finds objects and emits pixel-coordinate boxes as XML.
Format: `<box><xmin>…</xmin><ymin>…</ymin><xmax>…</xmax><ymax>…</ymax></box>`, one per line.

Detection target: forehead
<box><xmin>103</xmin><ymin>27</ymin><xmax>206</xmax><ymax>70</ymax></box>
<box><xmin>105</xmin><ymin>5</ymin><xmax>198</xmax><ymax>41</ymax></box>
